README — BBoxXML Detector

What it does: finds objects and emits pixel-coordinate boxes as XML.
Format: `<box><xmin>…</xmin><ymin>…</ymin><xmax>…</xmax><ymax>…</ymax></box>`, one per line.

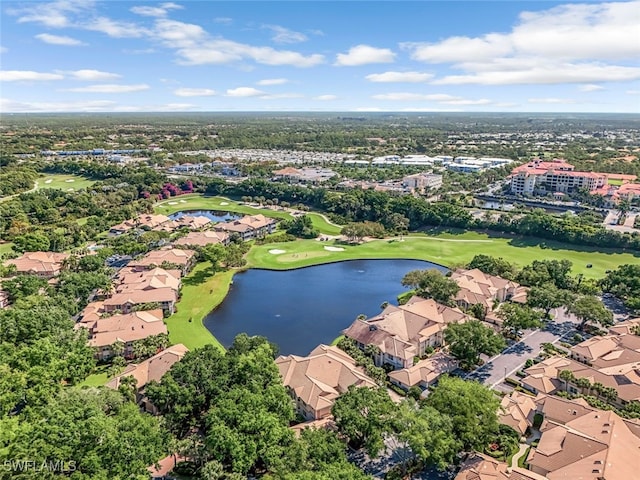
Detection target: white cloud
<box><xmin>226</xmin><ymin>87</ymin><xmax>265</xmax><ymax>97</ymax></box>
<box><xmin>405</xmin><ymin>1</ymin><xmax>640</xmax><ymax>87</ymax></box>
<box><xmin>256</xmin><ymin>78</ymin><xmax>288</xmax><ymax>86</ymax></box>
<box><xmin>366</xmin><ymin>71</ymin><xmax>434</xmax><ymax>83</ymax></box>
<box><xmin>157</xmin><ymin>103</ymin><xmax>196</xmax><ymax>111</ymax></box>
<box><xmin>372</xmin><ymin>92</ymin><xmax>491</xmax><ymax>105</ymax></box>
<box><xmin>625</xmin><ymin>90</ymin><xmax>640</xmax><ymax>95</ymax></box>
<box><xmin>35</xmin><ymin>33</ymin><xmax>86</xmax><ymax>46</ymax></box>
<box><xmin>153</xmin><ymin>19</ymin><xmax>324</xmax><ymax>67</ymax></box>
<box><xmin>86</xmin><ymin>17</ymin><xmax>149</xmax><ymax>38</ymax></box>
<box><xmin>64</xmin><ymin>69</ymin><xmax>121</xmax><ymax>81</ymax></box>
<box><xmin>0</xmin><ymin>46</ymin><xmax>8</xmax><ymax>54</ymax></box>
<box><xmin>65</xmin><ymin>84</ymin><xmax>150</xmax><ymax>93</ymax></box>
<box><xmin>314</xmin><ymin>95</ymin><xmax>337</xmax><ymax>101</ymax></box>
<box><xmin>578</xmin><ymin>84</ymin><xmax>605</xmax><ymax>92</ymax></box>
<box><xmin>10</xmin><ymin>0</ymin><xmax>91</xmax><ymax>28</ymax></box>
<box><xmin>0</xmin><ymin>98</ymin><xmax>117</xmax><ymax>112</ymax></box>
<box><xmin>263</xmin><ymin>25</ymin><xmax>307</xmax><ymax>44</ymax></box>
<box><xmin>213</xmin><ymin>17</ymin><xmax>232</xmax><ymax>24</ymax></box>
<box><xmin>0</xmin><ymin>70</ymin><xmax>64</xmax><ymax>81</ymax></box>
<box><xmin>261</xmin><ymin>93</ymin><xmax>304</xmax><ymax>100</ymax></box>
<box><xmin>335</xmin><ymin>44</ymin><xmax>396</xmax><ymax>66</ymax></box>
<box><xmin>174</xmin><ymin>88</ymin><xmax>216</xmax><ymax>97</ymax></box>
<box><xmin>528</xmin><ymin>98</ymin><xmax>577</xmax><ymax>104</ymax></box>
<box><xmin>131</xmin><ymin>2</ymin><xmax>182</xmax><ymax>17</ymax></box>
<box><xmin>432</xmin><ymin>61</ymin><xmax>640</xmax><ymax>85</ymax></box>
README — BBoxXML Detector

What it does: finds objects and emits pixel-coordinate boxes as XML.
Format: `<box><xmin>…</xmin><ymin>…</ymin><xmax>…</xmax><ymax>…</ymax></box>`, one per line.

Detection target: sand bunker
<box><xmin>65</xmin><ymin>179</ymin><xmax>75</xmax><ymax>183</ymax></box>
<box><xmin>66</xmin><ymin>188</ymin><xmax>74</xmax><ymax>191</ymax></box>
<box><xmin>269</xmin><ymin>249</ymin><xmax>286</xmax><ymax>254</ymax></box>
<box><xmin>44</xmin><ymin>179</ymin><xmax>53</xmax><ymax>184</ymax></box>
<box><xmin>179</xmin><ymin>200</ymin><xmax>187</xmax><ymax>203</ymax></box>
<box><xmin>324</xmin><ymin>246</ymin><xmax>345</xmax><ymax>252</ymax></box>
<box><xmin>168</xmin><ymin>201</ymin><xmax>178</xmax><ymax>205</ymax></box>
<box><xmin>220</xmin><ymin>202</ymin><xmax>229</xmax><ymax>205</ymax></box>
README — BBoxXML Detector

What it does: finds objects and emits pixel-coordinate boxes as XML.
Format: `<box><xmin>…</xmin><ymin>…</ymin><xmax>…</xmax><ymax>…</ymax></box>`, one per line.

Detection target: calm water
<box><xmin>169</xmin><ymin>210</ymin><xmax>242</xmax><ymax>223</ymax></box>
<box><xmin>204</xmin><ymin>259</ymin><xmax>446</xmax><ymax>356</ymax></box>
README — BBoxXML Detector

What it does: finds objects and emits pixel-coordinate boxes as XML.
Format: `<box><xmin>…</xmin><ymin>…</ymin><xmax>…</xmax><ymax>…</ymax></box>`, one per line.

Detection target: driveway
<box><xmin>465</xmin><ymin>309</ymin><xmax>581</xmax><ymax>388</ymax></box>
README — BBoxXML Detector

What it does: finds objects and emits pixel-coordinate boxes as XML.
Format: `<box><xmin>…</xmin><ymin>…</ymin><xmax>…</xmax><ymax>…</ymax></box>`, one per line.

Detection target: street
<box><xmin>465</xmin><ymin>308</ymin><xmax>582</xmax><ymax>389</ymax></box>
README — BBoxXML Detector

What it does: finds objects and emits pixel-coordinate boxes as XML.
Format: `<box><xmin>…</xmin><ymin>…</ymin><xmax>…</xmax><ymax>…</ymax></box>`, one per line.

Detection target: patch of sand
<box><xmin>220</xmin><ymin>202</ymin><xmax>229</xmax><ymax>205</ymax></box>
<box><xmin>65</xmin><ymin>179</ymin><xmax>75</xmax><ymax>183</ymax></box>
<box><xmin>179</xmin><ymin>200</ymin><xmax>187</xmax><ymax>203</ymax></box>
<box><xmin>269</xmin><ymin>249</ymin><xmax>286</xmax><ymax>254</ymax></box>
<box><xmin>44</xmin><ymin>179</ymin><xmax>53</xmax><ymax>184</ymax></box>
<box><xmin>168</xmin><ymin>201</ymin><xmax>178</xmax><ymax>205</ymax></box>
<box><xmin>66</xmin><ymin>188</ymin><xmax>74</xmax><ymax>191</ymax></box>
<box><xmin>324</xmin><ymin>246</ymin><xmax>345</xmax><ymax>252</ymax></box>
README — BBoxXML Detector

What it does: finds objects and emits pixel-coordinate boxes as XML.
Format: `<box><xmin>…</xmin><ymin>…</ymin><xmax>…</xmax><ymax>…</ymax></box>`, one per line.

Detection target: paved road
<box><xmin>465</xmin><ymin>308</ymin><xmax>581</xmax><ymax>388</ymax></box>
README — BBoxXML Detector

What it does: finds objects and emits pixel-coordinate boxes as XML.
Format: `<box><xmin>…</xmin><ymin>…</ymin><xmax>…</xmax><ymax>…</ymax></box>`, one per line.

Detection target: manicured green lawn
<box><xmin>0</xmin><ymin>243</ymin><xmax>14</xmax><ymax>255</ymax></box>
<box><xmin>79</xmin><ymin>372</ymin><xmax>109</xmax><ymax>387</ymax></box>
<box><xmin>246</xmin><ymin>231</ymin><xmax>638</xmax><ymax>279</ymax></box>
<box><xmin>38</xmin><ymin>174</ymin><xmax>96</xmax><ymax>191</ymax></box>
<box><xmin>154</xmin><ymin>194</ymin><xmax>342</xmax><ymax>235</ymax></box>
<box><xmin>607</xmin><ymin>179</ymin><xmax>624</xmax><ymax>186</ymax></box>
<box><xmin>165</xmin><ymin>262</ymin><xmax>234</xmax><ymax>351</ymax></box>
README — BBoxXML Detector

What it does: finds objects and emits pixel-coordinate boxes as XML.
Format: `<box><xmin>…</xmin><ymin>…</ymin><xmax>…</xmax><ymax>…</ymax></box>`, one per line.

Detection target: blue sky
<box><xmin>1</xmin><ymin>0</ymin><xmax>639</xmax><ymax>113</ymax></box>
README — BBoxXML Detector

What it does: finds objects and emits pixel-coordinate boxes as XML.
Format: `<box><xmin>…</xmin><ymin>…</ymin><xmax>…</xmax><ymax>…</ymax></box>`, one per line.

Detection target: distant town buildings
<box><xmin>368</xmin><ymin>155</ymin><xmax>513</xmax><ymax>172</ymax></box>
<box><xmin>401</xmin><ymin>172</ymin><xmax>443</xmax><ymax>193</ymax></box>
<box><xmin>213</xmin><ymin>214</ymin><xmax>277</xmax><ymax>241</ymax></box>
<box><xmin>272</xmin><ymin>167</ymin><xmax>337</xmax><ymax>184</ymax></box>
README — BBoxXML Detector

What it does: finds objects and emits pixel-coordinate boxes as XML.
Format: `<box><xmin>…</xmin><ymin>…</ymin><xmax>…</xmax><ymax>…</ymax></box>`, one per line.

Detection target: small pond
<box><xmin>169</xmin><ymin>210</ymin><xmax>242</xmax><ymax>223</ymax></box>
<box><xmin>204</xmin><ymin>259</ymin><xmax>447</xmax><ymax>356</ymax></box>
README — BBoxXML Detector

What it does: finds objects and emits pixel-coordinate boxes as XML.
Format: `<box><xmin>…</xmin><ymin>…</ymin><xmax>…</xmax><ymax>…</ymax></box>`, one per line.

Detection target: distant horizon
<box><xmin>1</xmin><ymin>1</ymin><xmax>639</xmax><ymax>113</ymax></box>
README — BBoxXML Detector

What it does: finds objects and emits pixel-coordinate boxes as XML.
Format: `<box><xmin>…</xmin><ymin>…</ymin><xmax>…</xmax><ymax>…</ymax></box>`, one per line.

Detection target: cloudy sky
<box><xmin>1</xmin><ymin>0</ymin><xmax>639</xmax><ymax>113</ymax></box>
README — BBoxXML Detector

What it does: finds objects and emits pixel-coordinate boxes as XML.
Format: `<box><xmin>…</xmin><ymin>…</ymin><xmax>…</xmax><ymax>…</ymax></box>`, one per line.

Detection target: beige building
<box><xmin>79</xmin><ymin>309</ymin><xmax>167</xmax><ymax>360</ymax></box>
<box><xmin>102</xmin><ymin>288</ymin><xmax>177</xmax><ymax>315</ymax></box>
<box><xmin>401</xmin><ymin>172</ymin><xmax>443</xmax><ymax>193</ymax></box>
<box><xmin>174</xmin><ymin>230</ymin><xmax>230</xmax><ymax>247</ymax></box>
<box><xmin>116</xmin><ymin>267</ymin><xmax>182</xmax><ymax>293</ymax></box>
<box><xmin>455</xmin><ymin>453</ymin><xmax>545</xmax><ymax>480</ymax></box>
<box><xmin>527</xmin><ymin>409</ymin><xmax>640</xmax><ymax>479</ymax></box>
<box><xmin>276</xmin><ymin>344</ymin><xmax>377</xmax><ymax>421</ymax></box>
<box><xmin>128</xmin><ymin>248</ymin><xmax>196</xmax><ymax>275</ymax></box>
<box><xmin>214</xmin><ymin>214</ymin><xmax>277</xmax><ymax>241</ymax></box>
<box><xmin>109</xmin><ymin>214</ymin><xmax>170</xmax><ymax>235</ymax></box>
<box><xmin>4</xmin><ymin>251</ymin><xmax>70</xmax><ymax>278</ymax></box>
<box><xmin>388</xmin><ymin>353</ymin><xmax>457</xmax><ymax>391</ymax></box>
<box><xmin>106</xmin><ymin>343</ymin><xmax>188</xmax><ymax>413</ymax></box>
<box><xmin>343</xmin><ymin>296</ymin><xmax>468</xmax><ymax>369</ymax></box>
<box><xmin>498</xmin><ymin>391</ymin><xmax>537</xmax><ymax>436</ymax></box>
<box><xmin>450</xmin><ymin>268</ymin><xmax>528</xmax><ymax>313</ymax></box>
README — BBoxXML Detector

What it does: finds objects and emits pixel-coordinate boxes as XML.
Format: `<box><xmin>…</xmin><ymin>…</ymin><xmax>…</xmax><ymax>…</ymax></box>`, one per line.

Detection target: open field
<box><xmin>165</xmin><ymin>262</ymin><xmax>233</xmax><ymax>351</ymax></box>
<box><xmin>79</xmin><ymin>371</ymin><xmax>109</xmax><ymax>387</ymax></box>
<box><xmin>247</xmin><ymin>231</ymin><xmax>638</xmax><ymax>279</ymax></box>
<box><xmin>154</xmin><ymin>194</ymin><xmax>341</xmax><ymax>234</ymax></box>
<box><xmin>38</xmin><ymin>174</ymin><xmax>96</xmax><ymax>191</ymax></box>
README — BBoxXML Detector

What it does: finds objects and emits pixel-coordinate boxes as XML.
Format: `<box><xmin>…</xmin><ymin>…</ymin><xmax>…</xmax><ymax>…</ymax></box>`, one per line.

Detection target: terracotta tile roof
<box><xmin>343</xmin><ymin>296</ymin><xmax>467</xmax><ymax>361</ymax></box>
<box><xmin>5</xmin><ymin>251</ymin><xmax>69</xmax><ymax>276</ymax></box>
<box><xmin>116</xmin><ymin>267</ymin><xmax>181</xmax><ymax>293</ymax></box>
<box><xmin>174</xmin><ymin>230</ymin><xmax>229</xmax><ymax>247</ymax></box>
<box><xmin>81</xmin><ymin>309</ymin><xmax>166</xmax><ymax>347</ymax></box>
<box><xmin>454</xmin><ymin>453</ymin><xmax>511</xmax><ymax>480</ymax></box>
<box><xmin>388</xmin><ymin>353</ymin><xmax>457</xmax><ymax>388</ymax></box>
<box><xmin>528</xmin><ymin>410</ymin><xmax>640</xmax><ymax>480</ymax></box>
<box><xmin>499</xmin><ymin>391</ymin><xmax>537</xmax><ymax>436</ymax></box>
<box><xmin>276</xmin><ymin>344</ymin><xmax>377</xmax><ymax>419</ymax></box>
<box><xmin>609</xmin><ymin>318</ymin><xmax>640</xmax><ymax>336</ymax></box>
<box><xmin>103</xmin><ymin>288</ymin><xmax>177</xmax><ymax>308</ymax></box>
<box><xmin>105</xmin><ymin>343</ymin><xmax>188</xmax><ymax>390</ymax></box>
<box><xmin>129</xmin><ymin>248</ymin><xmax>196</xmax><ymax>268</ymax></box>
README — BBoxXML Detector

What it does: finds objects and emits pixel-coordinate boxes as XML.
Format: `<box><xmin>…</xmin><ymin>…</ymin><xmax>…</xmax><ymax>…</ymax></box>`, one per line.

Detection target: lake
<box><xmin>169</xmin><ymin>210</ymin><xmax>242</xmax><ymax>223</ymax></box>
<box><xmin>204</xmin><ymin>259</ymin><xmax>446</xmax><ymax>356</ymax></box>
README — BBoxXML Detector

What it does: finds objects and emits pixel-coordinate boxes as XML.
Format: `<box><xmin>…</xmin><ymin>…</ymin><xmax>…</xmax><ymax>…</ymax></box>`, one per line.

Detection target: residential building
<box><xmin>401</xmin><ymin>172</ymin><xmax>443</xmax><ymax>193</ymax></box>
<box><xmin>214</xmin><ymin>214</ymin><xmax>277</xmax><ymax>241</ymax></box>
<box><xmin>450</xmin><ymin>268</ymin><xmax>528</xmax><ymax>313</ymax></box>
<box><xmin>103</xmin><ymin>288</ymin><xmax>178</xmax><ymax>315</ymax></box>
<box><xmin>387</xmin><ymin>353</ymin><xmax>457</xmax><ymax>391</ymax></box>
<box><xmin>273</xmin><ymin>167</ymin><xmax>337</xmax><ymax>184</ymax></box>
<box><xmin>106</xmin><ymin>343</ymin><xmax>188</xmax><ymax>413</ymax></box>
<box><xmin>509</xmin><ymin>159</ymin><xmax>609</xmax><ymax>196</ymax></box>
<box><xmin>174</xmin><ymin>230</ymin><xmax>230</xmax><ymax>247</ymax></box>
<box><xmin>0</xmin><ymin>289</ymin><xmax>9</xmax><ymax>309</ymax></box>
<box><xmin>155</xmin><ymin>215</ymin><xmax>212</xmax><ymax>232</ymax></box>
<box><xmin>128</xmin><ymin>248</ymin><xmax>196</xmax><ymax>275</ymax></box>
<box><xmin>454</xmin><ymin>453</ymin><xmax>545</xmax><ymax>480</ymax></box>
<box><xmin>79</xmin><ymin>309</ymin><xmax>167</xmax><ymax>360</ymax></box>
<box><xmin>498</xmin><ymin>391</ymin><xmax>537</xmax><ymax>436</ymax></box>
<box><xmin>109</xmin><ymin>214</ymin><xmax>170</xmax><ymax>235</ymax></box>
<box><xmin>4</xmin><ymin>251</ymin><xmax>70</xmax><ymax>278</ymax></box>
<box><xmin>342</xmin><ymin>296</ymin><xmax>468</xmax><ymax>369</ymax></box>
<box><xmin>521</xmin><ymin>353</ymin><xmax>640</xmax><ymax>409</ymax></box>
<box><xmin>526</xmin><ymin>409</ymin><xmax>640</xmax><ymax>480</ymax></box>
<box><xmin>608</xmin><ymin>317</ymin><xmax>640</xmax><ymax>336</ymax></box>
<box><xmin>276</xmin><ymin>344</ymin><xmax>377</xmax><ymax>421</ymax></box>
<box><xmin>116</xmin><ymin>267</ymin><xmax>182</xmax><ymax>293</ymax></box>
